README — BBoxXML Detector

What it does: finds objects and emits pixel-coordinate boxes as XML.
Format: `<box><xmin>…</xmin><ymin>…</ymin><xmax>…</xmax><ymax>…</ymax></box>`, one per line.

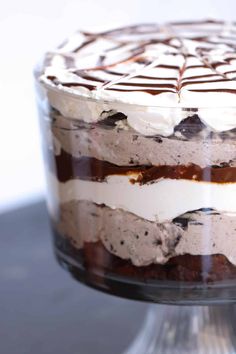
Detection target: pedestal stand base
<box><xmin>124</xmin><ymin>305</ymin><xmax>236</xmax><ymax>354</ymax></box>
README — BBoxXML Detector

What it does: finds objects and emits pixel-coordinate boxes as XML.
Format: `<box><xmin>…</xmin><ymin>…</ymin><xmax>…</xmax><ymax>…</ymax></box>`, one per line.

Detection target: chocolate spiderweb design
<box><xmin>43</xmin><ymin>20</ymin><xmax>236</xmax><ymax>100</ymax></box>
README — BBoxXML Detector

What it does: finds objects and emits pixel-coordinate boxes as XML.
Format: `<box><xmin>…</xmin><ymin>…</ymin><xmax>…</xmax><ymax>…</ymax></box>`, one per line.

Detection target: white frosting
<box><xmin>49</xmin><ymin>174</ymin><xmax>236</xmax><ymax>222</ymax></box>
<box><xmin>46</xmin><ymin>89</ymin><xmax>236</xmax><ymax>137</ymax></box>
<box><xmin>39</xmin><ymin>20</ymin><xmax>236</xmax><ymax>137</ymax></box>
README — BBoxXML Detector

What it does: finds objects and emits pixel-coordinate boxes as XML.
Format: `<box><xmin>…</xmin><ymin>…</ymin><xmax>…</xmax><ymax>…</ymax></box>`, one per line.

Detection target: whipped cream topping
<box><xmin>49</xmin><ymin>174</ymin><xmax>236</xmax><ymax>222</ymax></box>
<box><xmin>39</xmin><ymin>20</ymin><xmax>236</xmax><ymax>136</ymax></box>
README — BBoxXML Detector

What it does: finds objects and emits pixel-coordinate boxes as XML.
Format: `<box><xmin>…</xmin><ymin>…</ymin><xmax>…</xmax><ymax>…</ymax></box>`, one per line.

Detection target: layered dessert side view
<box><xmin>37</xmin><ymin>20</ymin><xmax>236</xmax><ymax>285</ymax></box>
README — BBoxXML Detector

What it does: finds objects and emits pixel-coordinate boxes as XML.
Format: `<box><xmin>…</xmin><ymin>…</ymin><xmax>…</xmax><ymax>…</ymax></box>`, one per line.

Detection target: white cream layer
<box><xmin>47</xmin><ymin>87</ymin><xmax>236</xmax><ymax>137</ymax></box>
<box><xmin>50</xmin><ymin>174</ymin><xmax>236</xmax><ymax>222</ymax></box>
<box><xmin>41</xmin><ymin>20</ymin><xmax>236</xmax><ymax>137</ymax></box>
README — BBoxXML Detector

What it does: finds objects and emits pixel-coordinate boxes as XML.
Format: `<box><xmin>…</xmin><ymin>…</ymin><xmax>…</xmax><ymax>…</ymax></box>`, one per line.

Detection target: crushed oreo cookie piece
<box><xmin>174</xmin><ymin>115</ymin><xmax>206</xmax><ymax>138</ymax></box>
<box><xmin>173</xmin><ymin>216</ymin><xmax>191</xmax><ymax>229</ymax></box>
<box><xmin>153</xmin><ymin>136</ymin><xmax>163</xmax><ymax>143</ymax></box>
<box><xmin>98</xmin><ymin>112</ymin><xmax>127</xmax><ymax>128</ymax></box>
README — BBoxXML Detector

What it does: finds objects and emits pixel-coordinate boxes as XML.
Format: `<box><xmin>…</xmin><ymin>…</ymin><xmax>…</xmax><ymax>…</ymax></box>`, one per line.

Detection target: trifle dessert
<box><xmin>36</xmin><ymin>20</ymin><xmax>236</xmax><ymax>300</ymax></box>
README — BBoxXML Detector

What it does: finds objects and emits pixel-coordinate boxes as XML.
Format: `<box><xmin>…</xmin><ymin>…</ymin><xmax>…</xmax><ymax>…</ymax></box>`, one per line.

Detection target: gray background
<box><xmin>0</xmin><ymin>201</ymin><xmax>149</xmax><ymax>354</ymax></box>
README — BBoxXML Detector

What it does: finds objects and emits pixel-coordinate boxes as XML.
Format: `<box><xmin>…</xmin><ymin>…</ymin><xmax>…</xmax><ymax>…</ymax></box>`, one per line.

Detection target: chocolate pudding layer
<box><xmin>37</xmin><ymin>20</ymin><xmax>236</xmax><ymax>284</ymax></box>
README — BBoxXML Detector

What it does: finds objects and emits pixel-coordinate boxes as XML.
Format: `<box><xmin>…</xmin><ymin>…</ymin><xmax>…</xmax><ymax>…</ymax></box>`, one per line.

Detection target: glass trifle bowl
<box><xmin>35</xmin><ymin>20</ymin><xmax>236</xmax><ymax>353</ymax></box>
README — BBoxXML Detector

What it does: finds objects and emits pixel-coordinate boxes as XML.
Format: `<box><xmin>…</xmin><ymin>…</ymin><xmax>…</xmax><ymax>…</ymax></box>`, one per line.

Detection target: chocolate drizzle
<box><xmin>52</xmin><ymin>149</ymin><xmax>236</xmax><ymax>184</ymax></box>
<box><xmin>42</xmin><ymin>20</ymin><xmax>236</xmax><ymax>100</ymax></box>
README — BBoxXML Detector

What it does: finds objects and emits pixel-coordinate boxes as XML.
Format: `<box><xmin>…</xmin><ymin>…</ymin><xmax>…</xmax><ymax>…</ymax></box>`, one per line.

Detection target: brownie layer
<box><xmin>83</xmin><ymin>242</ymin><xmax>236</xmax><ymax>282</ymax></box>
<box><xmin>54</xmin><ymin>231</ymin><xmax>236</xmax><ymax>282</ymax></box>
<box><xmin>54</xmin><ymin>200</ymin><xmax>236</xmax><ymax>267</ymax></box>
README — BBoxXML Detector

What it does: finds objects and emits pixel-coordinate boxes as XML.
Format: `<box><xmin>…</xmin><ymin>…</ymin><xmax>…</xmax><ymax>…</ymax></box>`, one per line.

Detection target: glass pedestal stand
<box><xmin>56</xmin><ymin>247</ymin><xmax>236</xmax><ymax>354</ymax></box>
<box><xmin>124</xmin><ymin>305</ymin><xmax>236</xmax><ymax>354</ymax></box>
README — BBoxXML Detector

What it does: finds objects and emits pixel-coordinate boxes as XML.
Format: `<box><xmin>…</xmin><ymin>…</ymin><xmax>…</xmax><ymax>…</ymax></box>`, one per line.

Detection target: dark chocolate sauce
<box><xmin>52</xmin><ymin>149</ymin><xmax>236</xmax><ymax>184</ymax></box>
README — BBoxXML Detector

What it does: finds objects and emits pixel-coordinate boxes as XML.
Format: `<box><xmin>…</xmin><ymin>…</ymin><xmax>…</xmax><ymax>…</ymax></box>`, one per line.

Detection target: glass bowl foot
<box><xmin>124</xmin><ymin>304</ymin><xmax>236</xmax><ymax>354</ymax></box>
